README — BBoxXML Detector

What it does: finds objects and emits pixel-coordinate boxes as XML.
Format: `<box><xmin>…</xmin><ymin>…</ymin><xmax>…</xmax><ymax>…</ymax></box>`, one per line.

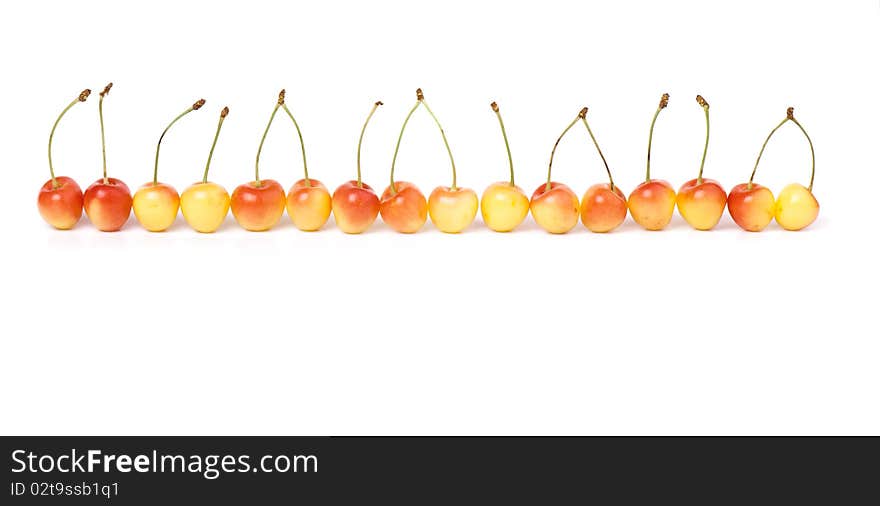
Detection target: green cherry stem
<box><xmin>278</xmin><ymin>90</ymin><xmax>310</xmax><ymax>187</ymax></box>
<box><xmin>788</xmin><ymin>109</ymin><xmax>816</xmax><ymax>191</ymax></box>
<box><xmin>579</xmin><ymin>108</ymin><xmax>615</xmax><ymax>191</ymax></box>
<box><xmin>417</xmin><ymin>89</ymin><xmax>458</xmax><ymax>189</ymax></box>
<box><xmin>545</xmin><ymin>108</ymin><xmax>583</xmax><ymax>192</ymax></box>
<box><xmin>749</xmin><ymin>107</ymin><xmax>816</xmax><ymax>191</ymax></box>
<box><xmin>203</xmin><ymin>106</ymin><xmax>228</xmax><ymax>184</ymax></box>
<box><xmin>357</xmin><ymin>101</ymin><xmax>383</xmax><ymax>188</ymax></box>
<box><xmin>645</xmin><ymin>93</ymin><xmax>669</xmax><ymax>182</ymax></box>
<box><xmin>254</xmin><ymin>91</ymin><xmax>284</xmax><ymax>188</ymax></box>
<box><xmin>48</xmin><ymin>88</ymin><xmax>90</xmax><ymax>188</ymax></box>
<box><xmin>748</xmin><ymin>108</ymin><xmax>790</xmax><ymax>190</ymax></box>
<box><xmin>98</xmin><ymin>83</ymin><xmax>112</xmax><ymax>184</ymax></box>
<box><xmin>491</xmin><ymin>102</ymin><xmax>515</xmax><ymax>186</ymax></box>
<box><xmin>696</xmin><ymin>95</ymin><xmax>710</xmax><ymax>184</ymax></box>
<box><xmin>155</xmin><ymin>98</ymin><xmax>204</xmax><ymax>185</ymax></box>
<box><xmin>389</xmin><ymin>95</ymin><xmax>422</xmax><ymax>195</ymax></box>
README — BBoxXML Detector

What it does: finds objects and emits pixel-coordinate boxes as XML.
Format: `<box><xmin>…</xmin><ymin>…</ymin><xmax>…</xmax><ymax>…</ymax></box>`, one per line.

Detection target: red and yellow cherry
<box><xmin>581</xmin><ymin>184</ymin><xmax>627</xmax><ymax>233</ymax></box>
<box><xmin>379</xmin><ymin>89</ymin><xmax>431</xmax><ymax>233</ymax></box>
<box><xmin>481</xmin><ymin>102</ymin><xmax>529</xmax><ymax>232</ymax></box>
<box><xmin>530</xmin><ymin>108</ymin><xmax>585</xmax><ymax>234</ymax></box>
<box><xmin>531</xmin><ymin>183</ymin><xmax>579</xmax><ymax>233</ymax></box>
<box><xmin>676</xmin><ymin>95</ymin><xmax>727</xmax><ymax>230</ymax></box>
<box><xmin>417</xmin><ymin>90</ymin><xmax>476</xmax><ymax>233</ymax></box>
<box><xmin>728</xmin><ymin>183</ymin><xmax>775</xmax><ymax>232</ymax></box>
<box><xmin>38</xmin><ymin>88</ymin><xmax>90</xmax><ymax>229</ymax></box>
<box><xmin>287</xmin><ymin>179</ymin><xmax>331</xmax><ymax>231</ymax></box>
<box><xmin>83</xmin><ymin>84</ymin><xmax>132</xmax><ymax>232</ymax></box>
<box><xmin>133</xmin><ymin>98</ymin><xmax>204</xmax><ymax>231</ymax></box>
<box><xmin>271</xmin><ymin>90</ymin><xmax>331</xmax><ymax>231</ymax></box>
<box><xmin>577</xmin><ymin>107</ymin><xmax>626</xmax><ymax>233</ymax></box>
<box><xmin>380</xmin><ymin>182</ymin><xmax>427</xmax><ymax>233</ymax></box>
<box><xmin>332</xmin><ymin>101</ymin><xmax>383</xmax><ymax>234</ymax></box>
<box><xmin>180</xmin><ymin>106</ymin><xmax>231</xmax><ymax>233</ymax></box>
<box><xmin>628</xmin><ymin>93</ymin><xmax>676</xmax><ymax>231</ymax></box>
<box><xmin>231</xmin><ymin>92</ymin><xmax>287</xmax><ymax>231</ymax></box>
<box><xmin>773</xmin><ymin>108</ymin><xmax>819</xmax><ymax>231</ymax></box>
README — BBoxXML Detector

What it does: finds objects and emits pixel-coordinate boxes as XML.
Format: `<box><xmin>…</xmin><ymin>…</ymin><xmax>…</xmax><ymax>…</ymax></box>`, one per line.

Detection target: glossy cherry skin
<box><xmin>627</xmin><ymin>179</ymin><xmax>676</xmax><ymax>231</ymax></box>
<box><xmin>332</xmin><ymin>181</ymin><xmax>380</xmax><ymax>234</ymax></box>
<box><xmin>727</xmin><ymin>183</ymin><xmax>775</xmax><ymax>232</ymax></box>
<box><xmin>676</xmin><ymin>178</ymin><xmax>727</xmax><ymax>231</ymax></box>
<box><xmin>530</xmin><ymin>182</ymin><xmax>579</xmax><ymax>234</ymax></box>
<box><xmin>287</xmin><ymin>179</ymin><xmax>331</xmax><ymax>231</ymax></box>
<box><xmin>580</xmin><ymin>183</ymin><xmax>627</xmax><ymax>233</ymax></box>
<box><xmin>38</xmin><ymin>176</ymin><xmax>83</xmax><ymax>230</ymax></box>
<box><xmin>231</xmin><ymin>179</ymin><xmax>286</xmax><ymax>231</ymax></box>
<box><xmin>83</xmin><ymin>177</ymin><xmax>132</xmax><ymax>232</ymax></box>
<box><xmin>380</xmin><ymin>181</ymin><xmax>428</xmax><ymax>233</ymax></box>
<box><xmin>132</xmin><ymin>182</ymin><xmax>180</xmax><ymax>232</ymax></box>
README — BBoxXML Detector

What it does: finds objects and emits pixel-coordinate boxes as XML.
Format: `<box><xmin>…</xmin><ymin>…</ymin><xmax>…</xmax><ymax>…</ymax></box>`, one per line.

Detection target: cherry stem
<box><xmin>645</xmin><ymin>93</ymin><xmax>669</xmax><ymax>182</ymax></box>
<box><xmin>357</xmin><ymin>101</ymin><xmax>382</xmax><ymax>188</ymax></box>
<box><xmin>203</xmin><ymin>106</ymin><xmax>228</xmax><ymax>184</ymax></box>
<box><xmin>255</xmin><ymin>100</ymin><xmax>282</xmax><ymax>188</ymax></box>
<box><xmin>389</xmin><ymin>99</ymin><xmax>422</xmax><ymax>195</ymax></box>
<box><xmin>47</xmin><ymin>89</ymin><xmax>90</xmax><ymax>188</ymax></box>
<box><xmin>696</xmin><ymin>95</ymin><xmax>710</xmax><ymax>184</ymax></box>
<box><xmin>280</xmin><ymin>100</ymin><xmax>310</xmax><ymax>187</ymax></box>
<box><xmin>789</xmin><ymin>114</ymin><xmax>816</xmax><ymax>191</ymax></box>
<box><xmin>579</xmin><ymin>110</ymin><xmax>615</xmax><ymax>191</ymax></box>
<box><xmin>545</xmin><ymin>112</ymin><xmax>581</xmax><ymax>192</ymax></box>
<box><xmin>749</xmin><ymin>107</ymin><xmax>816</xmax><ymax>191</ymax></box>
<box><xmin>491</xmin><ymin>102</ymin><xmax>515</xmax><ymax>186</ymax></box>
<box><xmin>418</xmin><ymin>92</ymin><xmax>457</xmax><ymax>189</ymax></box>
<box><xmin>98</xmin><ymin>83</ymin><xmax>112</xmax><ymax>184</ymax></box>
<box><xmin>155</xmin><ymin>98</ymin><xmax>204</xmax><ymax>185</ymax></box>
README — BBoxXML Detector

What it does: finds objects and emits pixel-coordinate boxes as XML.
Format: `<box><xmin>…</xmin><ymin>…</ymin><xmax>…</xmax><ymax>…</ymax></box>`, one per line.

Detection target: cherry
<box><xmin>38</xmin><ymin>88</ymin><xmax>90</xmax><ymax>230</ymax></box>
<box><xmin>480</xmin><ymin>102</ymin><xmax>530</xmax><ymax>232</ymax></box>
<box><xmin>628</xmin><ymin>93</ymin><xmax>677</xmax><ymax>231</ymax></box>
<box><xmin>331</xmin><ymin>101</ymin><xmax>383</xmax><ymax>234</ymax></box>
<box><xmin>676</xmin><ymin>95</ymin><xmax>727</xmax><ymax>230</ymax></box>
<box><xmin>83</xmin><ymin>83</ymin><xmax>132</xmax><ymax>232</ymax></box>
<box><xmin>132</xmin><ymin>98</ymin><xmax>204</xmax><ymax>232</ymax></box>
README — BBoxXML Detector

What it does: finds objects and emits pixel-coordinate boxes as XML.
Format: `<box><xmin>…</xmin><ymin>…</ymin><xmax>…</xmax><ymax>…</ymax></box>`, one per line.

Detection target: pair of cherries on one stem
<box><xmin>530</xmin><ymin>106</ymin><xmax>627</xmax><ymax>233</ymax></box>
<box><xmin>38</xmin><ymin>84</ymin><xmax>133</xmax><ymax>232</ymax></box>
<box><xmin>378</xmin><ymin>88</ymin><xmax>478</xmax><ymax>234</ymax></box>
<box><xmin>229</xmin><ymin>90</ymin><xmax>331</xmax><ymax>233</ymax></box>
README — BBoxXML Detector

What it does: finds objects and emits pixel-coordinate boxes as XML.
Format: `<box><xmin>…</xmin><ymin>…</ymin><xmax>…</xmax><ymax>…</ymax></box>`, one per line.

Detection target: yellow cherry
<box><xmin>481</xmin><ymin>182</ymin><xmax>529</xmax><ymax>232</ymax></box>
<box><xmin>480</xmin><ymin>102</ymin><xmax>529</xmax><ymax>232</ymax></box>
<box><xmin>133</xmin><ymin>183</ymin><xmax>179</xmax><ymax>232</ymax></box>
<box><xmin>180</xmin><ymin>182</ymin><xmax>230</xmax><ymax>233</ymax></box>
<box><xmin>774</xmin><ymin>183</ymin><xmax>819</xmax><ymax>230</ymax></box>
<box><xmin>180</xmin><ymin>107</ymin><xmax>230</xmax><ymax>233</ymax></box>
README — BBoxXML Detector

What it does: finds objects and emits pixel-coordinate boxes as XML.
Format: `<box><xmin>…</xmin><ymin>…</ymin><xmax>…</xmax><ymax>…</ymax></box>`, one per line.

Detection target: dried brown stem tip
<box><xmin>578</xmin><ymin>107</ymin><xmax>588</xmax><ymax>119</ymax></box>
<box><xmin>192</xmin><ymin>99</ymin><xmax>206</xmax><ymax>110</ymax></box>
<box><xmin>375</xmin><ymin>101</ymin><xmax>384</xmax><ymax>106</ymax></box>
<box><xmin>278</xmin><ymin>89</ymin><xmax>286</xmax><ymax>105</ymax></box>
<box><xmin>100</xmin><ymin>83</ymin><xmax>113</xmax><ymax>97</ymax></box>
<box><xmin>787</xmin><ymin>107</ymin><xmax>795</xmax><ymax>120</ymax></box>
<box><xmin>416</xmin><ymin>88</ymin><xmax>424</xmax><ymax>101</ymax></box>
<box><xmin>490</xmin><ymin>101</ymin><xmax>499</xmax><ymax>112</ymax></box>
<box><xmin>78</xmin><ymin>89</ymin><xmax>91</xmax><ymax>102</ymax></box>
<box><xmin>659</xmin><ymin>93</ymin><xmax>670</xmax><ymax>109</ymax></box>
<box><xmin>221</xmin><ymin>106</ymin><xmax>229</xmax><ymax>118</ymax></box>
<box><xmin>696</xmin><ymin>95</ymin><xmax>708</xmax><ymax>108</ymax></box>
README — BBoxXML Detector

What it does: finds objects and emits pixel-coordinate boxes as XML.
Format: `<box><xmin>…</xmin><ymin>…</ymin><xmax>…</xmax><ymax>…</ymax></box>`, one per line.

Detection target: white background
<box><xmin>1</xmin><ymin>1</ymin><xmax>878</xmax><ymax>435</ymax></box>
